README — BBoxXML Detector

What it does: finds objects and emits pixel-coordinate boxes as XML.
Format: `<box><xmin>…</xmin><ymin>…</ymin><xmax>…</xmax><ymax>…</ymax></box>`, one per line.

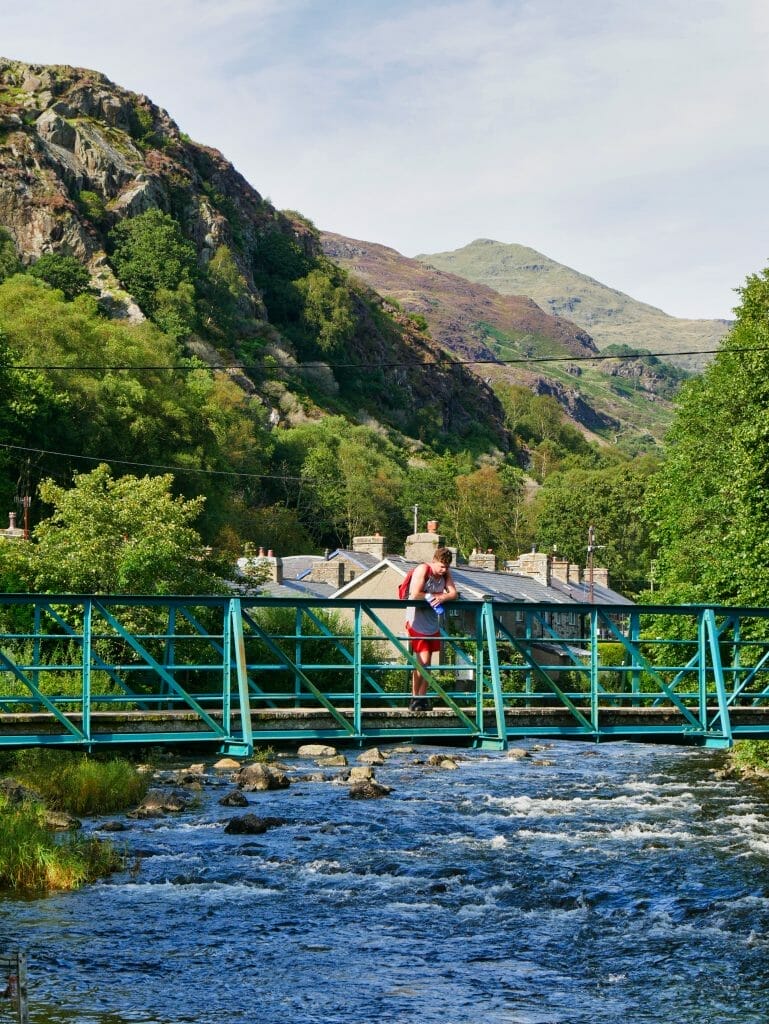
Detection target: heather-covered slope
<box><xmin>417</xmin><ymin>239</ymin><xmax>730</xmax><ymax>372</ymax></box>
<box><xmin>322</xmin><ymin>232</ymin><xmax>688</xmax><ymax>446</ymax></box>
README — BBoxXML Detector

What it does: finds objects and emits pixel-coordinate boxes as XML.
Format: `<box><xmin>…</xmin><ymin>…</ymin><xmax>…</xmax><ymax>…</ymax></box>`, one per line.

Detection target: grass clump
<box><xmin>10</xmin><ymin>750</ymin><xmax>148</xmax><ymax>815</ymax></box>
<box><xmin>731</xmin><ymin>741</ymin><xmax>769</xmax><ymax>774</ymax></box>
<box><xmin>0</xmin><ymin>794</ymin><xmax>123</xmax><ymax>891</ymax></box>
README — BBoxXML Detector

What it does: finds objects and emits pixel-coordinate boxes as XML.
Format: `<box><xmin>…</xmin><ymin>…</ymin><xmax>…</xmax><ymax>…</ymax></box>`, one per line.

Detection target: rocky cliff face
<box><xmin>0</xmin><ymin>58</ymin><xmax>285</xmax><ymax>317</ymax></box>
<box><xmin>0</xmin><ymin>58</ymin><xmax>507</xmax><ymax>446</ymax></box>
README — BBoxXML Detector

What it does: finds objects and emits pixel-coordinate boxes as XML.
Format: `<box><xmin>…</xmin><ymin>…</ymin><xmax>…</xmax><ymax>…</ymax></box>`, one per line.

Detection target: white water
<box><xmin>2</xmin><ymin>741</ymin><xmax>768</xmax><ymax>1024</ymax></box>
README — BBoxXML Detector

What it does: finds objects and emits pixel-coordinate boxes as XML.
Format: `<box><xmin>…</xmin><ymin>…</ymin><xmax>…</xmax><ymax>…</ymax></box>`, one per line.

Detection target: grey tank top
<box><xmin>406</xmin><ymin>569</ymin><xmax>447</xmax><ymax>634</ymax></box>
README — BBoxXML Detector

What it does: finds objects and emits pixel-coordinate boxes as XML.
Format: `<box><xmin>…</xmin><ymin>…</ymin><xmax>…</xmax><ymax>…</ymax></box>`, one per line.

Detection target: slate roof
<box><xmin>295</xmin><ymin>548</ymin><xmax>380</xmax><ymax>578</ymax></box>
<box><xmin>234</xmin><ymin>552</ymin><xmax>634</xmax><ymax>607</ymax></box>
<box><xmin>332</xmin><ymin>556</ymin><xmax>632</xmax><ymax>607</ymax></box>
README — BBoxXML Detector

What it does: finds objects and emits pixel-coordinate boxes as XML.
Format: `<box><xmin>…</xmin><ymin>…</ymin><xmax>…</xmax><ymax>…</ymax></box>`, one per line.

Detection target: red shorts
<box><xmin>406</xmin><ymin>622</ymin><xmax>441</xmax><ymax>655</ymax></box>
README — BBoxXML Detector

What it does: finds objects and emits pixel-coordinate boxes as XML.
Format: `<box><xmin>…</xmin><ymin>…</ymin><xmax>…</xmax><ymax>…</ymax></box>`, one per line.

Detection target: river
<box><xmin>2</xmin><ymin>740</ymin><xmax>769</xmax><ymax>1024</ymax></box>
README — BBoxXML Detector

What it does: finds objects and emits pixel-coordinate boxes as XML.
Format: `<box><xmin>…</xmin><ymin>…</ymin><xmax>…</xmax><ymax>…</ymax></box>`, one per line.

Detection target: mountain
<box><xmin>321</xmin><ymin>232</ymin><xmax>690</xmax><ymax>446</ymax></box>
<box><xmin>0</xmin><ymin>58</ymin><xmax>506</xmax><ymax>451</ymax></box>
<box><xmin>416</xmin><ymin>239</ymin><xmax>731</xmax><ymax>372</ymax></box>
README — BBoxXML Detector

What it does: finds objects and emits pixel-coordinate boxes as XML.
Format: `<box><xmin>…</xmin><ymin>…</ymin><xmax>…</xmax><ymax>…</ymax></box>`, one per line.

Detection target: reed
<box><xmin>0</xmin><ymin>795</ymin><xmax>123</xmax><ymax>891</ymax></box>
<box><xmin>10</xmin><ymin>750</ymin><xmax>148</xmax><ymax>815</ymax></box>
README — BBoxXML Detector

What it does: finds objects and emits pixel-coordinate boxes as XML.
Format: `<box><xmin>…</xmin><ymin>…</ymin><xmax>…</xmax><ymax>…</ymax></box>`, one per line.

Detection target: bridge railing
<box><xmin>2</xmin><ymin>594</ymin><xmax>769</xmax><ymax>750</ymax></box>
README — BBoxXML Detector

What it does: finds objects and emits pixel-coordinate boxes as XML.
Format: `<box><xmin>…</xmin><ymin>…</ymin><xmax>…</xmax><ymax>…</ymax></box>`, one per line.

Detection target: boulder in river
<box><xmin>224</xmin><ymin>814</ymin><xmax>289</xmax><ymax>835</ymax></box>
<box><xmin>316</xmin><ymin>755</ymin><xmax>347</xmax><ymax>767</ymax></box>
<box><xmin>130</xmin><ymin>788</ymin><xmax>197</xmax><ymax>817</ymax></box>
<box><xmin>236</xmin><ymin>762</ymin><xmax>290</xmax><ymax>792</ymax></box>
<box><xmin>214</xmin><ymin>757</ymin><xmax>242</xmax><ymax>770</ymax></box>
<box><xmin>348</xmin><ymin>779</ymin><xmax>392</xmax><ymax>799</ymax></box>
<box><xmin>297</xmin><ymin>744</ymin><xmax>338</xmax><ymax>758</ymax></box>
<box><xmin>357</xmin><ymin>747</ymin><xmax>387</xmax><ymax>765</ymax></box>
<box><xmin>219</xmin><ymin>790</ymin><xmax>249</xmax><ymax>807</ymax></box>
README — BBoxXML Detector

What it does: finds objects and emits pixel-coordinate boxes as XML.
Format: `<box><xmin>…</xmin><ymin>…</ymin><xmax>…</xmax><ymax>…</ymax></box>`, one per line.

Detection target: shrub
<box><xmin>29</xmin><ymin>253</ymin><xmax>91</xmax><ymax>300</ymax></box>
<box><xmin>77</xmin><ymin>189</ymin><xmax>107</xmax><ymax>225</ymax></box>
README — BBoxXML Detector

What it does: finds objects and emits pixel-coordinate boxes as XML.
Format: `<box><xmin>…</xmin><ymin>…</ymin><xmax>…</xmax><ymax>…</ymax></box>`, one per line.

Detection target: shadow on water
<box><xmin>2</xmin><ymin>741</ymin><xmax>769</xmax><ymax>1024</ymax></box>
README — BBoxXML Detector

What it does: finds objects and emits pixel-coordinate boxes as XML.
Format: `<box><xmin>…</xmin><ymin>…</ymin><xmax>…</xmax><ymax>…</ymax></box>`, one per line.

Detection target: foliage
<box><xmin>29</xmin><ymin>252</ymin><xmax>92</xmax><ymax>300</ymax></box>
<box><xmin>0</xmin><ymin>794</ymin><xmax>123</xmax><ymax>891</ymax></box>
<box><xmin>495</xmin><ymin>384</ymin><xmax>593</xmax><ymax>481</ymax></box>
<box><xmin>10</xmin><ymin>749</ymin><xmax>148</xmax><ymax>814</ymax></box>
<box><xmin>268</xmin><ymin>417</ymin><xmax>408</xmax><ymax>548</ymax></box>
<box><xmin>442</xmin><ymin>464</ymin><xmax>527</xmax><ymax>557</ymax></box>
<box><xmin>77</xmin><ymin>189</ymin><xmax>107</xmax><ymax>225</ymax></box>
<box><xmin>109</xmin><ymin>209</ymin><xmax>198</xmax><ymax>322</ymax></box>
<box><xmin>30</xmin><ymin>464</ymin><xmax>219</xmax><ymax>594</ymax></box>
<box><xmin>295</xmin><ymin>267</ymin><xmax>355</xmax><ymax>354</ymax></box>
<box><xmin>643</xmin><ymin>262</ymin><xmax>769</xmax><ymax>605</ymax></box>
<box><xmin>0</xmin><ymin>275</ymin><xmax>270</xmax><ymax>538</ymax></box>
<box><xmin>0</xmin><ymin>228</ymin><xmax>21</xmax><ymax>282</ymax></box>
<box><xmin>731</xmin><ymin>741</ymin><xmax>769</xmax><ymax>773</ymax></box>
<box><xmin>531</xmin><ymin>456</ymin><xmax>658</xmax><ymax>594</ymax></box>
<box><xmin>199</xmin><ymin>245</ymin><xmax>256</xmax><ymax>340</ymax></box>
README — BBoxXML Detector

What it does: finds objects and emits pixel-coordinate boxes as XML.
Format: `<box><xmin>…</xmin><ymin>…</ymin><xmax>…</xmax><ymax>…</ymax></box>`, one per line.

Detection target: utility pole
<box><xmin>587</xmin><ymin>524</ymin><xmax>595</xmax><ymax>604</ymax></box>
<box><xmin>412</xmin><ymin>504</ymin><xmax>419</xmax><ymax>533</ymax></box>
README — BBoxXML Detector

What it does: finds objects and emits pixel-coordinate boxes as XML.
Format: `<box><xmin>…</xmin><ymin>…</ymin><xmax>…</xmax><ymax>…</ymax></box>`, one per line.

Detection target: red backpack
<box><xmin>397</xmin><ymin>564</ymin><xmax>429</xmax><ymax>599</ymax></box>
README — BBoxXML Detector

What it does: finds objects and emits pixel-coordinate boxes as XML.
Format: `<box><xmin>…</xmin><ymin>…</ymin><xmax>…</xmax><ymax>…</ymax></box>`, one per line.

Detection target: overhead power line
<box><xmin>1</xmin><ymin>345</ymin><xmax>750</xmax><ymax>374</ymax></box>
<box><xmin>0</xmin><ymin>442</ymin><xmax>305</xmax><ymax>482</ymax></box>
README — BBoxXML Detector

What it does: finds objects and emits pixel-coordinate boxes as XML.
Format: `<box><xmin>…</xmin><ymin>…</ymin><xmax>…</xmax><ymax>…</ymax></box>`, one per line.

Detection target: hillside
<box><xmin>416</xmin><ymin>239</ymin><xmax>731</xmax><ymax>372</ymax></box>
<box><xmin>0</xmin><ymin>58</ymin><xmax>506</xmax><ymax>452</ymax></box>
<box><xmin>322</xmin><ymin>232</ymin><xmax>688</xmax><ymax>446</ymax></box>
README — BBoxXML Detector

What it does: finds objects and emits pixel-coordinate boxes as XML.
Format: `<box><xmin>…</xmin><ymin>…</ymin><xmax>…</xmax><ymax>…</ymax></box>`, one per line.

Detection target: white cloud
<box><xmin>2</xmin><ymin>0</ymin><xmax>767</xmax><ymax>318</ymax></box>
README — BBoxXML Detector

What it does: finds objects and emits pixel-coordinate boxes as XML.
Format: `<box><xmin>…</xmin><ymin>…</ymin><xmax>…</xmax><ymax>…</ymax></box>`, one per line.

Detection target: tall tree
<box><xmin>30</xmin><ymin>465</ymin><xmax>219</xmax><ymax>594</ymax></box>
<box><xmin>532</xmin><ymin>458</ymin><xmax>657</xmax><ymax>594</ymax></box>
<box><xmin>643</xmin><ymin>263</ymin><xmax>769</xmax><ymax>604</ymax></box>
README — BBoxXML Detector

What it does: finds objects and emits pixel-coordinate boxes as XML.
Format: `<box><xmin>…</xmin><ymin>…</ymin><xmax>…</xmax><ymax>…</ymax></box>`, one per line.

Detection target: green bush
<box><xmin>29</xmin><ymin>253</ymin><xmax>91</xmax><ymax>300</ymax></box>
<box><xmin>731</xmin><ymin>741</ymin><xmax>769</xmax><ymax>773</ymax></box>
<box><xmin>77</xmin><ymin>189</ymin><xmax>107</xmax><ymax>225</ymax></box>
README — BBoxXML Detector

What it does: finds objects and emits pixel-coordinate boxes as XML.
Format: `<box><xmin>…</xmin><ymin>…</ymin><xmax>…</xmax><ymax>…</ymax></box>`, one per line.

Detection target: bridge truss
<box><xmin>1</xmin><ymin>594</ymin><xmax>769</xmax><ymax>753</ymax></box>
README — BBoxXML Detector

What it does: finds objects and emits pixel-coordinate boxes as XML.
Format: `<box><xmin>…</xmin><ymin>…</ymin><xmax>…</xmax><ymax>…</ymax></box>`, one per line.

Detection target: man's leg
<box><xmin>412</xmin><ymin>648</ymin><xmax>431</xmax><ymax>698</ymax></box>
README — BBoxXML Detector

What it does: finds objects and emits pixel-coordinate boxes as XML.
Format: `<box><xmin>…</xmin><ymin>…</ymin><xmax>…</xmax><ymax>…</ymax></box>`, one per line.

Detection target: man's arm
<box><xmin>408</xmin><ymin>563</ymin><xmax>430</xmax><ymax>599</ymax></box>
<box><xmin>442</xmin><ymin>569</ymin><xmax>458</xmax><ymax>602</ymax></box>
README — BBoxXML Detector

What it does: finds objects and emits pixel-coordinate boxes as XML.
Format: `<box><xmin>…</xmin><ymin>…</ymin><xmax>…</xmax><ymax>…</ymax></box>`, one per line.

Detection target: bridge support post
<box><xmin>221</xmin><ymin>599</ymin><xmax>253</xmax><ymax>757</ymax></box>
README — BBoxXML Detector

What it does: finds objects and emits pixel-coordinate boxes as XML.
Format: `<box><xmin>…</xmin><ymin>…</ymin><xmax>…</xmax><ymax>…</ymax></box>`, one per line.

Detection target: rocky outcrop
<box><xmin>0</xmin><ymin>57</ymin><xmax>510</xmax><ymax>446</ymax></box>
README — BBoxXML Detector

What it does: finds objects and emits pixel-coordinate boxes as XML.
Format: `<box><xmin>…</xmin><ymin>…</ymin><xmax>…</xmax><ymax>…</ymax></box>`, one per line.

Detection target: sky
<box><xmin>3</xmin><ymin>0</ymin><xmax>768</xmax><ymax>320</ymax></box>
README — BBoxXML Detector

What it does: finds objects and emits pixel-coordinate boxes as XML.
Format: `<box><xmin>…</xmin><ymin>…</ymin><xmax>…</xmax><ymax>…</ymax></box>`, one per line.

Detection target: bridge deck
<box><xmin>2</xmin><ymin>705</ymin><xmax>769</xmax><ymax>750</ymax></box>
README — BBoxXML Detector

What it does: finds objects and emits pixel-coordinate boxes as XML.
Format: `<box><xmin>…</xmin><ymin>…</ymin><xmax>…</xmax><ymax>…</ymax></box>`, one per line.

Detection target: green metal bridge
<box><xmin>2</xmin><ymin>593</ymin><xmax>769</xmax><ymax>754</ymax></box>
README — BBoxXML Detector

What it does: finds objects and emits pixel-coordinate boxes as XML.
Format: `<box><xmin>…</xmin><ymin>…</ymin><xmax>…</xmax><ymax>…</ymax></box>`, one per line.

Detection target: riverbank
<box><xmin>0</xmin><ymin>751</ymin><xmax>147</xmax><ymax>892</ymax></box>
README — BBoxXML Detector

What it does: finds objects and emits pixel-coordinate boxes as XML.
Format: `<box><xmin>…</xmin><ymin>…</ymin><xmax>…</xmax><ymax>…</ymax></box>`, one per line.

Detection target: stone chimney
<box><xmin>568</xmin><ymin>563</ymin><xmax>581</xmax><ymax>585</ymax></box>
<box><xmin>510</xmin><ymin>550</ymin><xmax>551</xmax><ymax>586</ymax></box>
<box><xmin>469</xmin><ymin>550</ymin><xmax>497</xmax><ymax>572</ymax></box>
<box><xmin>352</xmin><ymin>533</ymin><xmax>386</xmax><ymax>559</ymax></box>
<box><xmin>591</xmin><ymin>567</ymin><xmax>609</xmax><ymax>589</ymax></box>
<box><xmin>310</xmin><ymin>560</ymin><xmax>345</xmax><ymax>587</ymax></box>
<box><xmin>404</xmin><ymin>522</ymin><xmax>444</xmax><ymax>563</ymax></box>
<box><xmin>0</xmin><ymin>512</ymin><xmax>25</xmax><ymax>541</ymax></box>
<box><xmin>550</xmin><ymin>557</ymin><xmax>570</xmax><ymax>584</ymax></box>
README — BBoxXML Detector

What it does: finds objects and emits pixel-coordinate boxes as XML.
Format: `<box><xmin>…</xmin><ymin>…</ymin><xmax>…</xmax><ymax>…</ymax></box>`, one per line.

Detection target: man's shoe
<box><xmin>408</xmin><ymin>698</ymin><xmax>421</xmax><ymax>712</ymax></box>
<box><xmin>419</xmin><ymin>698</ymin><xmax>433</xmax><ymax>711</ymax></box>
